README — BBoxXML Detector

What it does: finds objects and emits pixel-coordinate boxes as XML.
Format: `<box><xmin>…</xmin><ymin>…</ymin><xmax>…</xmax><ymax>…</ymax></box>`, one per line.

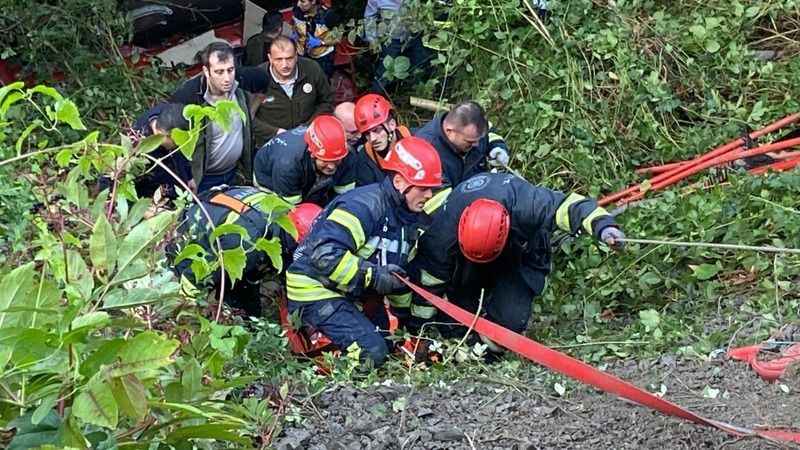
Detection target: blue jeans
<box><xmin>288</xmin><ymin>298</ymin><xmax>389</xmax><ymax>367</ymax></box>
<box><xmin>197</xmin><ymin>168</ymin><xmax>237</xmax><ymax>194</ymax></box>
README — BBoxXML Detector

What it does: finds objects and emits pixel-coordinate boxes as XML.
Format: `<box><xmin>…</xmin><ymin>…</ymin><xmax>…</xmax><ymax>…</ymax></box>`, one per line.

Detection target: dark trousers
<box><xmin>288</xmin><ymin>298</ymin><xmax>390</xmax><ymax>367</ymax></box>
<box><xmin>314</xmin><ymin>52</ymin><xmax>335</xmax><ymax>79</ymax></box>
<box><xmin>448</xmin><ymin>262</ymin><xmax>546</xmax><ymax>334</ymax></box>
<box><xmin>198</xmin><ymin>168</ymin><xmax>237</xmax><ymax>194</ymax></box>
<box><xmin>371</xmin><ymin>36</ymin><xmax>431</xmax><ymax>93</ymax></box>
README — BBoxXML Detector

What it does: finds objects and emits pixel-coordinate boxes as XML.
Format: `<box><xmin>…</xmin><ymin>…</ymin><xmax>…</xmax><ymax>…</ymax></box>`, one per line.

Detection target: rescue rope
<box><xmin>620</xmin><ymin>237</ymin><xmax>800</xmax><ymax>255</ymax></box>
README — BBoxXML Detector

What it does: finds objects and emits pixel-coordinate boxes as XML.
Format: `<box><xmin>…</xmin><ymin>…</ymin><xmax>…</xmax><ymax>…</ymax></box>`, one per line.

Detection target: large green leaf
<box><xmin>255</xmin><ymin>237</ymin><xmax>283</xmax><ymax>272</ymax></box>
<box><xmin>108</xmin><ymin>331</ymin><xmax>179</xmax><ymax>377</ymax></box>
<box><xmin>221</xmin><ymin>247</ymin><xmax>247</xmax><ymax>283</ymax></box>
<box><xmin>64</xmin><ymin>251</ymin><xmax>93</xmax><ymax>301</ymax></box>
<box><xmin>111</xmin><ymin>374</ymin><xmax>148</xmax><ymax>421</ymax></box>
<box><xmin>210</xmin><ymin>223</ymin><xmax>249</xmax><ymax>242</ymax></box>
<box><xmin>136</xmin><ymin>134</ymin><xmax>165</xmax><ymax>154</ymax></box>
<box><xmin>115</xmin><ymin>211</ymin><xmax>175</xmax><ymax>280</ymax></box>
<box><xmin>73</xmin><ymin>374</ymin><xmax>118</xmax><ymax>429</ymax></box>
<box><xmin>90</xmin><ymin>215</ymin><xmax>117</xmax><ymax>275</ymax></box>
<box><xmin>54</xmin><ymin>99</ymin><xmax>86</xmax><ymax>130</ymax></box>
<box><xmin>80</xmin><ymin>338</ymin><xmax>126</xmax><ymax>378</ymax></box>
<box><xmin>7</xmin><ymin>410</ymin><xmax>61</xmax><ymax>450</ymax></box>
<box><xmin>0</xmin><ymin>262</ymin><xmax>36</xmax><ymax>329</ymax></box>
<box><xmin>180</xmin><ymin>358</ymin><xmax>203</xmax><ymax>402</ymax></box>
<box><xmin>171</xmin><ymin>128</ymin><xmax>199</xmax><ymax>160</ymax></box>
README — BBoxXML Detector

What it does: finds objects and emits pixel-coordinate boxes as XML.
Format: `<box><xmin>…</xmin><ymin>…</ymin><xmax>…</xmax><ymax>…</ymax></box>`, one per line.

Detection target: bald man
<box><xmin>334</xmin><ymin>102</ymin><xmax>361</xmax><ymax>151</ymax></box>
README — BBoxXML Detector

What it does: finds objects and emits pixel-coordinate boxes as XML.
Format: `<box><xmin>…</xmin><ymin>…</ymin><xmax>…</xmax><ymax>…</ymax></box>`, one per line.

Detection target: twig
<box><xmin>443</xmin><ymin>289</ymin><xmax>484</xmax><ymax>365</ymax></box>
<box><xmin>621</xmin><ymin>237</ymin><xmax>800</xmax><ymax>255</ymax></box>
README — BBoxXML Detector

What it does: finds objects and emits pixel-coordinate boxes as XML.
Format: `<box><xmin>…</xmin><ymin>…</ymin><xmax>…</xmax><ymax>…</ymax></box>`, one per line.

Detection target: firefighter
<box><xmin>253</xmin><ymin>114</ymin><xmax>350</xmax><ymax>206</ymax></box>
<box><xmin>173</xmin><ymin>186</ymin><xmax>322</xmax><ymax>317</ymax></box>
<box><xmin>407</xmin><ymin>173</ymin><xmax>625</xmax><ymax>354</ymax></box>
<box><xmin>285</xmin><ymin>136</ymin><xmax>443</xmax><ymax>367</ymax></box>
<box><xmin>414</xmin><ymin>101</ymin><xmax>510</xmax><ymax>213</ymax></box>
<box><xmin>339</xmin><ymin>94</ymin><xmax>413</xmax><ymax>190</ymax></box>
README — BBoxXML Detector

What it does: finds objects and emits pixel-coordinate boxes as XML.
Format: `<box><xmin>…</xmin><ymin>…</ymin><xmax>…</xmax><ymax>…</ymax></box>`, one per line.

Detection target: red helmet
<box><xmin>458</xmin><ymin>198</ymin><xmax>510</xmax><ymax>263</ymax></box>
<box><xmin>354</xmin><ymin>94</ymin><xmax>393</xmax><ymax>133</ymax></box>
<box><xmin>305</xmin><ymin>115</ymin><xmax>348</xmax><ymax>161</ymax></box>
<box><xmin>287</xmin><ymin>203</ymin><xmax>323</xmax><ymax>243</ymax></box>
<box><xmin>381</xmin><ymin>136</ymin><xmax>442</xmax><ymax>187</ymax></box>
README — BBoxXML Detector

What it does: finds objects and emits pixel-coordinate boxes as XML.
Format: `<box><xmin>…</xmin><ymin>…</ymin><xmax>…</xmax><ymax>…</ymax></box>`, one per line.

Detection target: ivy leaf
<box><xmin>174</xmin><ymin>243</ymin><xmax>207</xmax><ymax>266</ymax></box>
<box><xmin>90</xmin><ymin>215</ymin><xmax>117</xmax><ymax>275</ymax></box>
<box><xmin>221</xmin><ymin>247</ymin><xmax>247</xmax><ymax>283</ymax></box>
<box><xmin>54</xmin><ymin>99</ymin><xmax>86</xmax><ymax>130</ymax></box>
<box><xmin>0</xmin><ymin>91</ymin><xmax>25</xmax><ymax>118</ymax></box>
<box><xmin>29</xmin><ymin>85</ymin><xmax>63</xmax><ymax>102</ymax></box>
<box><xmin>55</xmin><ymin>148</ymin><xmax>74</xmax><ymax>167</ymax></box>
<box><xmin>115</xmin><ymin>211</ymin><xmax>175</xmax><ymax>280</ymax></box>
<box><xmin>108</xmin><ymin>331</ymin><xmax>179</xmax><ymax>377</ymax></box>
<box><xmin>257</xmin><ymin>194</ymin><xmax>292</xmax><ymax>217</ymax></box>
<box><xmin>275</xmin><ymin>214</ymin><xmax>297</xmax><ymax>240</ymax></box>
<box><xmin>704</xmin><ymin>40</ymin><xmax>720</xmax><ymax>54</ymax></box>
<box><xmin>73</xmin><ymin>374</ymin><xmax>119</xmax><ymax>429</ymax></box>
<box><xmin>690</xmin><ymin>263</ymin><xmax>720</xmax><ymax>281</ymax></box>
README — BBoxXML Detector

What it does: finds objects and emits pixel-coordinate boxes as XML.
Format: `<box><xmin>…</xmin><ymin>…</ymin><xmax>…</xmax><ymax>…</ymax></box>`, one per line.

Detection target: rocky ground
<box><xmin>275</xmin><ymin>354</ymin><xmax>800</xmax><ymax>450</ymax></box>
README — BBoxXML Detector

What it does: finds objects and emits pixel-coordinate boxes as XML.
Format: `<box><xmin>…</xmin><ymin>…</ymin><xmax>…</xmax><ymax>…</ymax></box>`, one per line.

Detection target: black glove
<box><xmin>371</xmin><ymin>264</ymin><xmax>408</xmax><ymax>295</ymax></box>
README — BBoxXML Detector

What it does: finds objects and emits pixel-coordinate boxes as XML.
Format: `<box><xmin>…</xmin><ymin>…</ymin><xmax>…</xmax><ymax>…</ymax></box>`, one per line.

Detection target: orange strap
<box><xmin>365</xmin><ymin>125</ymin><xmax>412</xmax><ymax>168</ymax></box>
<box><xmin>209</xmin><ymin>193</ymin><xmax>250</xmax><ymax>214</ymax></box>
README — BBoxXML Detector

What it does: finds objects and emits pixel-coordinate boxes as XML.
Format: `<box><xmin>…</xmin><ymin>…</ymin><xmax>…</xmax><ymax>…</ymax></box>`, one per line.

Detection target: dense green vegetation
<box><xmin>1</xmin><ymin>0</ymin><xmax>800</xmax><ymax>448</ymax></box>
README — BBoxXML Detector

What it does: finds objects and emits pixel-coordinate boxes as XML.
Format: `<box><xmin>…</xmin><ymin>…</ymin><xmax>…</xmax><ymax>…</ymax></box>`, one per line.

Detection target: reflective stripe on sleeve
<box><xmin>581</xmin><ymin>207</ymin><xmax>611</xmax><ymax>236</ymax></box>
<box><xmin>555</xmin><ymin>193</ymin><xmax>586</xmax><ymax>232</ymax></box>
<box><xmin>286</xmin><ymin>272</ymin><xmax>341</xmax><ymax>302</ymax></box>
<box><xmin>388</xmin><ymin>292</ymin><xmax>411</xmax><ymax>308</ymax></box>
<box><xmin>420</xmin><ymin>269</ymin><xmax>445</xmax><ymax>287</ymax></box>
<box><xmin>411</xmin><ymin>303</ymin><xmax>437</xmax><ymax>319</ymax></box>
<box><xmin>328</xmin><ymin>208</ymin><xmax>366</xmax><ymax>247</ymax></box>
<box><xmin>423</xmin><ymin>187</ymin><xmax>452</xmax><ymax>215</ymax></box>
<box><xmin>329</xmin><ymin>251</ymin><xmax>360</xmax><ymax>286</ymax></box>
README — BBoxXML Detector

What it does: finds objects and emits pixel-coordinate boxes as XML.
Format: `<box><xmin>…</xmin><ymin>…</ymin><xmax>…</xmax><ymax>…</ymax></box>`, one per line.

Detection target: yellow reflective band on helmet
<box><xmin>411</xmin><ymin>303</ymin><xmax>437</xmax><ymax>319</ymax></box>
<box><xmin>328</xmin><ymin>208</ymin><xmax>365</xmax><ymax>248</ymax></box>
<box><xmin>423</xmin><ymin>187</ymin><xmax>452</xmax><ymax>215</ymax></box>
<box><xmin>581</xmin><ymin>206</ymin><xmax>610</xmax><ymax>236</ymax></box>
<box><xmin>330</xmin><ymin>251</ymin><xmax>360</xmax><ymax>286</ymax></box>
<box><xmin>388</xmin><ymin>292</ymin><xmax>411</xmax><ymax>308</ymax></box>
<box><xmin>420</xmin><ymin>269</ymin><xmax>445</xmax><ymax>287</ymax></box>
<box><xmin>488</xmin><ymin>132</ymin><xmax>504</xmax><ymax>143</ymax></box>
<box><xmin>180</xmin><ymin>275</ymin><xmax>202</xmax><ymax>299</ymax></box>
<box><xmin>286</xmin><ymin>272</ymin><xmax>341</xmax><ymax>302</ymax></box>
<box><xmin>334</xmin><ymin>182</ymin><xmax>356</xmax><ymax>194</ymax></box>
<box><xmin>555</xmin><ymin>193</ymin><xmax>586</xmax><ymax>232</ymax></box>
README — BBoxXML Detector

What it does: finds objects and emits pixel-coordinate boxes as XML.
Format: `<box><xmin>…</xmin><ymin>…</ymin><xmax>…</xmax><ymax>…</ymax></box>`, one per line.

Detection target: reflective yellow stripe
<box><xmin>330</xmin><ymin>251</ymin><xmax>359</xmax><ymax>286</ymax></box>
<box><xmin>365</xmin><ymin>267</ymin><xmax>373</xmax><ymax>287</ymax></box>
<box><xmin>420</xmin><ymin>269</ymin><xmax>445</xmax><ymax>287</ymax></box>
<box><xmin>555</xmin><ymin>193</ymin><xmax>586</xmax><ymax>232</ymax></box>
<box><xmin>328</xmin><ymin>209</ymin><xmax>365</xmax><ymax>247</ymax></box>
<box><xmin>334</xmin><ymin>182</ymin><xmax>356</xmax><ymax>194</ymax></box>
<box><xmin>488</xmin><ymin>132</ymin><xmax>504</xmax><ymax>143</ymax></box>
<box><xmin>411</xmin><ymin>303</ymin><xmax>437</xmax><ymax>319</ymax></box>
<box><xmin>423</xmin><ymin>187</ymin><xmax>452</xmax><ymax>215</ymax></box>
<box><xmin>356</xmin><ymin>240</ymin><xmax>378</xmax><ymax>259</ymax></box>
<box><xmin>224</xmin><ymin>212</ymin><xmax>240</xmax><ymax>224</ymax></box>
<box><xmin>581</xmin><ymin>207</ymin><xmax>610</xmax><ymax>236</ymax></box>
<box><xmin>388</xmin><ymin>292</ymin><xmax>411</xmax><ymax>308</ymax></box>
<box><xmin>286</xmin><ymin>272</ymin><xmax>341</xmax><ymax>301</ymax></box>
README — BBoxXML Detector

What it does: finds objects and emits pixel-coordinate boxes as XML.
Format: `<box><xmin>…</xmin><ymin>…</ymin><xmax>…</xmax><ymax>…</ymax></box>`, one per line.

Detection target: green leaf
<box><xmin>166</xmin><ymin>424</ymin><xmax>248</xmax><ymax>444</ymax></box>
<box><xmin>221</xmin><ymin>247</ymin><xmax>247</xmax><ymax>283</ymax></box>
<box><xmin>90</xmin><ymin>215</ymin><xmax>117</xmax><ymax>275</ymax></box>
<box><xmin>55</xmin><ymin>148</ymin><xmax>74</xmax><ymax>167</ymax></box>
<box><xmin>181</xmin><ymin>358</ymin><xmax>203</xmax><ymax>401</ymax></box>
<box><xmin>0</xmin><ymin>262</ymin><xmax>36</xmax><ymax>329</ymax></box>
<box><xmin>64</xmin><ymin>251</ymin><xmax>93</xmax><ymax>300</ymax></box>
<box><xmin>639</xmin><ymin>309</ymin><xmax>661</xmax><ymax>332</ymax></box>
<box><xmin>0</xmin><ymin>91</ymin><xmax>24</xmax><ymax>118</ymax></box>
<box><xmin>136</xmin><ymin>134</ymin><xmax>165</xmax><ymax>154</ymax></box>
<box><xmin>15</xmin><ymin>120</ymin><xmax>42</xmax><ymax>154</ymax></box>
<box><xmin>255</xmin><ymin>237</ymin><xmax>283</xmax><ymax>272</ymax></box>
<box><xmin>172</xmin><ymin>128</ymin><xmax>198</xmax><ymax>160</ymax></box>
<box><xmin>54</xmin><ymin>99</ymin><xmax>86</xmax><ymax>130</ymax></box>
<box><xmin>0</xmin><ymin>81</ymin><xmax>24</xmax><ymax>106</ymax></box>
<box><xmin>210</xmin><ymin>223</ymin><xmax>250</xmax><ymax>242</ymax></box>
<box><xmin>174</xmin><ymin>243</ymin><xmax>207</xmax><ymax>266</ymax></box>
<box><xmin>81</xmin><ymin>338</ymin><xmax>126</xmax><ymax>378</ymax></box>
<box><xmin>275</xmin><ymin>214</ymin><xmax>297</xmax><ymax>240</ymax></box>
<box><xmin>29</xmin><ymin>85</ymin><xmax>64</xmax><ymax>102</ymax></box>
<box><xmin>690</xmin><ymin>263</ymin><xmax>720</xmax><ymax>281</ymax></box>
<box><xmin>31</xmin><ymin>393</ymin><xmax>59</xmax><ymax>426</ymax></box>
<box><xmin>73</xmin><ymin>374</ymin><xmax>118</xmax><ymax>428</ymax></box>
<box><xmin>257</xmin><ymin>194</ymin><xmax>292</xmax><ymax>217</ymax></box>
<box><xmin>111</xmin><ymin>374</ymin><xmax>148</xmax><ymax>421</ymax></box>
<box><xmin>688</xmin><ymin>24</ymin><xmax>706</xmax><ymax>39</ymax></box>
<box><xmin>7</xmin><ymin>411</ymin><xmax>61</xmax><ymax>450</ymax></box>
<box><xmin>108</xmin><ymin>331</ymin><xmax>179</xmax><ymax>377</ymax></box>
<box><xmin>102</xmin><ymin>286</ymin><xmax>179</xmax><ymax>310</ymax></box>
<box><xmin>121</xmin><ymin>197</ymin><xmax>153</xmax><ymax>232</ymax></box>
<box><xmin>704</xmin><ymin>40</ymin><xmax>720</xmax><ymax>53</ymax></box>
<box><xmin>115</xmin><ymin>211</ymin><xmax>175</xmax><ymax>280</ymax></box>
